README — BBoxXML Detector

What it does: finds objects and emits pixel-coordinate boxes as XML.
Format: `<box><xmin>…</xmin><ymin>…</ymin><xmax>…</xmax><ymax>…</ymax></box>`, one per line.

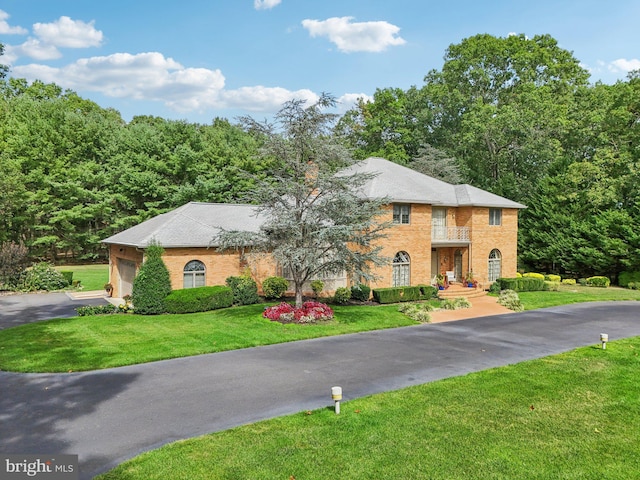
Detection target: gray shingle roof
<box><xmin>102</xmin><ymin>202</ymin><xmax>264</xmax><ymax>248</ymax></box>
<box><xmin>103</xmin><ymin>158</ymin><xmax>525</xmax><ymax>248</ymax></box>
<box><xmin>344</xmin><ymin>157</ymin><xmax>527</xmax><ymax>208</ymax></box>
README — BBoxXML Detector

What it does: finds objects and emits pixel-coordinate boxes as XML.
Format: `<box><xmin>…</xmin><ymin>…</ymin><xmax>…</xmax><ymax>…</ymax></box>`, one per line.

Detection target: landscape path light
<box><xmin>331</xmin><ymin>386</ymin><xmax>342</xmax><ymax>414</ymax></box>
<box><xmin>600</xmin><ymin>333</ymin><xmax>608</xmax><ymax>350</ymax></box>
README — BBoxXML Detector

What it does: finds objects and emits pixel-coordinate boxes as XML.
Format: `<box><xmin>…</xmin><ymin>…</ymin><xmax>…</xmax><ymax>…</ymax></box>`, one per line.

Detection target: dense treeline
<box><xmin>1</xmin><ymin>34</ymin><xmax>639</xmax><ymax>280</ymax></box>
<box><xmin>0</xmin><ymin>77</ymin><xmax>265</xmax><ymax>261</ymax></box>
<box><xmin>336</xmin><ymin>34</ymin><xmax>640</xmax><ymax>280</ymax></box>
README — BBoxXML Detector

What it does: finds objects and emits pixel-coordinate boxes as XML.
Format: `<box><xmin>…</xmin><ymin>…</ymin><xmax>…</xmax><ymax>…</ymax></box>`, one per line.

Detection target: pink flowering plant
<box><xmin>263</xmin><ymin>301</ymin><xmax>334</xmax><ymax>324</ymax></box>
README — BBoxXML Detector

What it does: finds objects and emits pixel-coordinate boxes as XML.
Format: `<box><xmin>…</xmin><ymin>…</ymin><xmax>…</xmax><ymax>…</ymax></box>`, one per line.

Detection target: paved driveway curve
<box><xmin>0</xmin><ymin>292</ymin><xmax>108</xmax><ymax>330</ymax></box>
<box><xmin>1</xmin><ymin>301</ymin><xmax>639</xmax><ymax>479</ymax></box>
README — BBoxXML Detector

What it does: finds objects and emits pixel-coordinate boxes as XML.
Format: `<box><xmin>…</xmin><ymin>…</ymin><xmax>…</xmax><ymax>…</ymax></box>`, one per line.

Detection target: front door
<box><xmin>454</xmin><ymin>249</ymin><xmax>463</xmax><ymax>283</ymax></box>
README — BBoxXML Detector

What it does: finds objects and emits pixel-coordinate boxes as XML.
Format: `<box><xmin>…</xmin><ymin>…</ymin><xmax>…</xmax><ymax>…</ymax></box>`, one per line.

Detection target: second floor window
<box><xmin>393</xmin><ymin>204</ymin><xmax>410</xmax><ymax>224</ymax></box>
<box><xmin>489</xmin><ymin>208</ymin><xmax>502</xmax><ymax>226</ymax></box>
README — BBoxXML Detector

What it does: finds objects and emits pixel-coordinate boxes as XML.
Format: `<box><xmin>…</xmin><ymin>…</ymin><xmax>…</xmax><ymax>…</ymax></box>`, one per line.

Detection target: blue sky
<box><xmin>1</xmin><ymin>0</ymin><xmax>638</xmax><ymax>124</ymax></box>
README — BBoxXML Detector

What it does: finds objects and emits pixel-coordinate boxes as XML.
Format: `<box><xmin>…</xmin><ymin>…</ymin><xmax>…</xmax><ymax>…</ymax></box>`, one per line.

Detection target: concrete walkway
<box><xmin>1</xmin><ymin>301</ymin><xmax>639</xmax><ymax>479</ymax></box>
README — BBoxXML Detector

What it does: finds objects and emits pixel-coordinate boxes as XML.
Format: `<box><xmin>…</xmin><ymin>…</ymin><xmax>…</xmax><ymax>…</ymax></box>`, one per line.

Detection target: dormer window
<box><xmin>393</xmin><ymin>204</ymin><xmax>410</xmax><ymax>224</ymax></box>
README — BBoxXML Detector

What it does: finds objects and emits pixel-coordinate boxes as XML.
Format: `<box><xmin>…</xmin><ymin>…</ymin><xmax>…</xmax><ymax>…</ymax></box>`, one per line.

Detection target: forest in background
<box><xmin>1</xmin><ymin>34</ymin><xmax>638</xmax><ymax>280</ymax></box>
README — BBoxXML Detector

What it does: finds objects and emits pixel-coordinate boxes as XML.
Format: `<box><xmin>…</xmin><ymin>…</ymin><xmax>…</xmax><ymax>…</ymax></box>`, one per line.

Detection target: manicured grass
<box><xmin>96</xmin><ymin>336</ymin><xmax>640</xmax><ymax>480</ymax></box>
<box><xmin>519</xmin><ymin>284</ymin><xmax>640</xmax><ymax>310</ymax></box>
<box><xmin>54</xmin><ymin>264</ymin><xmax>109</xmax><ymax>291</ymax></box>
<box><xmin>0</xmin><ymin>304</ymin><xmax>416</xmax><ymax>372</ymax></box>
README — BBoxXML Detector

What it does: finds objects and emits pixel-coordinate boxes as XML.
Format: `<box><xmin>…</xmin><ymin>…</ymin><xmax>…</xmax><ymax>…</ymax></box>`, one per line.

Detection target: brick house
<box><xmin>102</xmin><ymin>157</ymin><xmax>525</xmax><ymax>298</ymax></box>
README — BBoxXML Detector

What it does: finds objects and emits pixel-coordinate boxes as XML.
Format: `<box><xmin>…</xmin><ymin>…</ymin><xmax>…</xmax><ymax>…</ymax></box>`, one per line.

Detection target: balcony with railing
<box><xmin>431</xmin><ymin>226</ymin><xmax>470</xmax><ymax>244</ymax></box>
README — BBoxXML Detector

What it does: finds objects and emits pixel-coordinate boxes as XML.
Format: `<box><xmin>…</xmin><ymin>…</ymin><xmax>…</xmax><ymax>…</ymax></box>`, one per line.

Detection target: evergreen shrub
<box><xmin>165</xmin><ymin>286</ymin><xmax>233</xmax><ymax>314</ymax></box>
<box><xmin>544</xmin><ymin>274</ymin><xmax>561</xmax><ymax>282</ymax></box>
<box><xmin>262</xmin><ymin>276</ymin><xmax>289</xmax><ymax>300</ymax></box>
<box><xmin>402</xmin><ymin>286</ymin><xmax>421</xmax><ymax>301</ymax></box>
<box><xmin>333</xmin><ymin>287</ymin><xmax>351</xmax><ymax>304</ymax></box>
<box><xmin>561</xmin><ymin>278</ymin><xmax>576</xmax><ymax>285</ymax></box>
<box><xmin>350</xmin><ymin>284</ymin><xmax>371</xmax><ymax>302</ymax></box>
<box><xmin>19</xmin><ymin>262</ymin><xmax>69</xmax><ymax>291</ymax></box>
<box><xmin>544</xmin><ymin>281</ymin><xmax>560</xmax><ymax>291</ymax></box>
<box><xmin>310</xmin><ymin>280</ymin><xmax>324</xmax><ymax>297</ymax></box>
<box><xmin>131</xmin><ymin>244</ymin><xmax>172</xmax><ymax>315</ymax></box>
<box><xmin>585</xmin><ymin>276</ymin><xmax>610</xmax><ymax>287</ymax></box>
<box><xmin>226</xmin><ymin>275</ymin><xmax>260</xmax><ymax>305</ymax></box>
<box><xmin>618</xmin><ymin>271</ymin><xmax>640</xmax><ymax>288</ymax></box>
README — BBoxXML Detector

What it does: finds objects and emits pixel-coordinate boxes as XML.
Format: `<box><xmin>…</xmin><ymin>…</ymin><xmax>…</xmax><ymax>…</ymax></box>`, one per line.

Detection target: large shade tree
<box><xmin>216</xmin><ymin>94</ymin><xmax>391</xmax><ymax>307</ymax></box>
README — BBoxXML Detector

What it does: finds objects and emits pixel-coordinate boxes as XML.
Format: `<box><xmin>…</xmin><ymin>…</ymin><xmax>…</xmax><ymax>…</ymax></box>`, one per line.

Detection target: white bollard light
<box><xmin>331</xmin><ymin>386</ymin><xmax>342</xmax><ymax>414</ymax></box>
<box><xmin>600</xmin><ymin>333</ymin><xmax>608</xmax><ymax>350</ymax></box>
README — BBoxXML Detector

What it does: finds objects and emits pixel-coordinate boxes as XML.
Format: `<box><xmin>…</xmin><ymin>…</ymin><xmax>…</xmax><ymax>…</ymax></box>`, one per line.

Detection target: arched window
<box><xmin>488</xmin><ymin>249</ymin><xmax>502</xmax><ymax>282</ymax></box>
<box><xmin>183</xmin><ymin>260</ymin><xmax>206</xmax><ymax>288</ymax></box>
<box><xmin>393</xmin><ymin>251</ymin><xmax>410</xmax><ymax>287</ymax></box>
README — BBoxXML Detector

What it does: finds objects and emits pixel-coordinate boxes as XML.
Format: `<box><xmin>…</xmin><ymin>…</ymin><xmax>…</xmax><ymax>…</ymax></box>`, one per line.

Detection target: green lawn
<box><xmin>96</xmin><ymin>336</ymin><xmax>640</xmax><ymax>480</ymax></box>
<box><xmin>54</xmin><ymin>264</ymin><xmax>109</xmax><ymax>291</ymax></box>
<box><xmin>0</xmin><ymin>304</ymin><xmax>416</xmax><ymax>372</ymax></box>
<box><xmin>518</xmin><ymin>284</ymin><xmax>640</xmax><ymax>310</ymax></box>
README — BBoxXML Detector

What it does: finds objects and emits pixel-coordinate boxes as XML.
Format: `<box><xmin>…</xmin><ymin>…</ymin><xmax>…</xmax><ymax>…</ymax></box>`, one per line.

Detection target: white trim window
<box><xmin>392</xmin><ymin>251</ymin><xmax>411</xmax><ymax>287</ymax></box>
<box><xmin>488</xmin><ymin>249</ymin><xmax>502</xmax><ymax>282</ymax></box>
<box><xmin>489</xmin><ymin>208</ymin><xmax>502</xmax><ymax>226</ymax></box>
<box><xmin>393</xmin><ymin>204</ymin><xmax>410</xmax><ymax>224</ymax></box>
<box><xmin>183</xmin><ymin>260</ymin><xmax>206</xmax><ymax>288</ymax></box>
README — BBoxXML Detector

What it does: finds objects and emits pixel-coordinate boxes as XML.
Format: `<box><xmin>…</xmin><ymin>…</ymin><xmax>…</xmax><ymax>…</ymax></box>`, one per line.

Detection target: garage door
<box><xmin>118</xmin><ymin>259</ymin><xmax>137</xmax><ymax>297</ymax></box>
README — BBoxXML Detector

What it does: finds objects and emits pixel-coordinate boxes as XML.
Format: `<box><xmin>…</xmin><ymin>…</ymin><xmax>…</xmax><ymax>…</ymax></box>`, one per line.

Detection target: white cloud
<box><xmin>336</xmin><ymin>93</ymin><xmax>372</xmax><ymax>112</ymax></box>
<box><xmin>33</xmin><ymin>16</ymin><xmax>103</xmax><ymax>48</ymax></box>
<box><xmin>254</xmin><ymin>0</ymin><xmax>281</xmax><ymax>10</ymax></box>
<box><xmin>10</xmin><ymin>38</ymin><xmax>62</xmax><ymax>60</ymax></box>
<box><xmin>302</xmin><ymin>16</ymin><xmax>406</xmax><ymax>53</ymax></box>
<box><xmin>0</xmin><ymin>9</ymin><xmax>27</xmax><ymax>35</ymax></box>
<box><xmin>608</xmin><ymin>58</ymin><xmax>640</xmax><ymax>73</ymax></box>
<box><xmin>221</xmin><ymin>86</ymin><xmax>317</xmax><ymax>112</ymax></box>
<box><xmin>11</xmin><ymin>51</ymin><xmax>322</xmax><ymax>114</ymax></box>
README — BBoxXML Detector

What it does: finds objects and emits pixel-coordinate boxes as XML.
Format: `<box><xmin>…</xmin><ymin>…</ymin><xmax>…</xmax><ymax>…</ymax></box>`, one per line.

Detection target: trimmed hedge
<box><xmin>544</xmin><ymin>274</ymin><xmax>561</xmax><ymax>282</ymax></box>
<box><xmin>418</xmin><ymin>284</ymin><xmax>438</xmax><ymax>300</ymax></box>
<box><xmin>372</xmin><ymin>286</ymin><xmax>423</xmax><ymax>304</ymax></box>
<box><xmin>164</xmin><ymin>286</ymin><xmax>234</xmax><ymax>314</ymax></box>
<box><xmin>495</xmin><ymin>277</ymin><xmax>545</xmax><ymax>292</ymax></box>
<box><xmin>585</xmin><ymin>276</ymin><xmax>610</xmax><ymax>288</ymax></box>
<box><xmin>522</xmin><ymin>272</ymin><xmax>545</xmax><ymax>280</ymax></box>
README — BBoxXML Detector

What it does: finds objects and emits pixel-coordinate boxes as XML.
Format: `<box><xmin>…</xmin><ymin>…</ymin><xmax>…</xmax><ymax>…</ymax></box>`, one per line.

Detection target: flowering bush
<box><xmin>263</xmin><ymin>301</ymin><xmax>334</xmax><ymax>324</ymax></box>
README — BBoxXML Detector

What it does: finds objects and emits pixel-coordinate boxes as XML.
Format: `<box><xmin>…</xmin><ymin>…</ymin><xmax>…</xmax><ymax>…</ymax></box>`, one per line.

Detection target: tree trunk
<box><xmin>294</xmin><ymin>281</ymin><xmax>304</xmax><ymax>308</ymax></box>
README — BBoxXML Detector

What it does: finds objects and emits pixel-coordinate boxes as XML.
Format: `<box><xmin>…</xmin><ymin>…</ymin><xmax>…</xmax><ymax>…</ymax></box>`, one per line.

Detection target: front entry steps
<box><xmin>437</xmin><ymin>283</ymin><xmax>487</xmax><ymax>299</ymax></box>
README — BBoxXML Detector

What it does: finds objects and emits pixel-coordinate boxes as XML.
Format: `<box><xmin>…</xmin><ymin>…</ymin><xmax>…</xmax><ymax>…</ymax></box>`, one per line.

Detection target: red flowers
<box><xmin>263</xmin><ymin>301</ymin><xmax>334</xmax><ymax>324</ymax></box>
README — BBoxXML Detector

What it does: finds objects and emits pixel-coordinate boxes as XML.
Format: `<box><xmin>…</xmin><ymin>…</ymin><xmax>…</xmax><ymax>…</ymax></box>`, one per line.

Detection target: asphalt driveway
<box><xmin>1</xmin><ymin>301</ymin><xmax>639</xmax><ymax>479</ymax></box>
<box><xmin>0</xmin><ymin>292</ymin><xmax>109</xmax><ymax>330</ymax></box>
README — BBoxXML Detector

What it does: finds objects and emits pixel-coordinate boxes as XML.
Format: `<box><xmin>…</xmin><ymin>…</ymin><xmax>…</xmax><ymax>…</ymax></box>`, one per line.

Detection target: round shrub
<box><xmin>586</xmin><ymin>276</ymin><xmax>610</xmax><ymax>288</ymax></box>
<box><xmin>19</xmin><ymin>262</ymin><xmax>69</xmax><ymax>291</ymax></box>
<box><xmin>523</xmin><ymin>272</ymin><xmax>545</xmax><ymax>280</ymax></box>
<box><xmin>544</xmin><ymin>274</ymin><xmax>561</xmax><ymax>282</ymax></box>
<box><xmin>333</xmin><ymin>286</ymin><xmax>351</xmax><ymax>304</ymax></box>
<box><xmin>310</xmin><ymin>280</ymin><xmax>324</xmax><ymax>297</ymax></box>
<box><xmin>561</xmin><ymin>278</ymin><xmax>576</xmax><ymax>285</ymax></box>
<box><xmin>226</xmin><ymin>275</ymin><xmax>260</xmax><ymax>305</ymax></box>
<box><xmin>262</xmin><ymin>276</ymin><xmax>289</xmax><ymax>300</ymax></box>
<box><xmin>131</xmin><ymin>244</ymin><xmax>172</xmax><ymax>315</ymax></box>
<box><xmin>350</xmin><ymin>283</ymin><xmax>371</xmax><ymax>302</ymax></box>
